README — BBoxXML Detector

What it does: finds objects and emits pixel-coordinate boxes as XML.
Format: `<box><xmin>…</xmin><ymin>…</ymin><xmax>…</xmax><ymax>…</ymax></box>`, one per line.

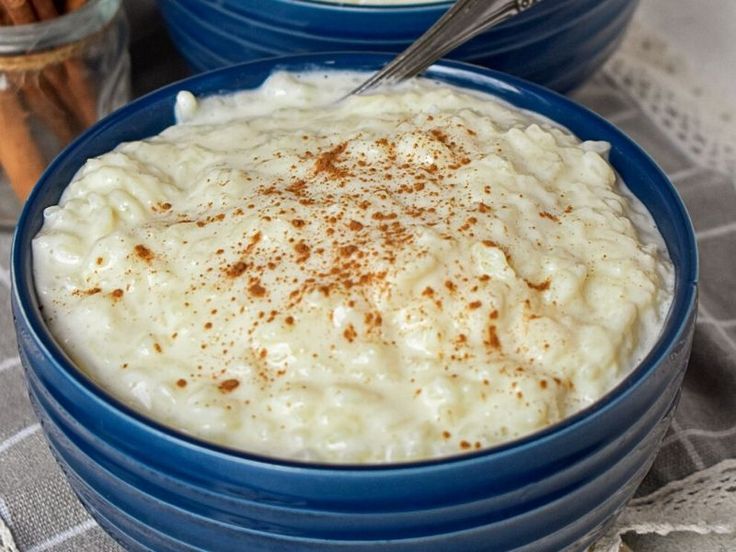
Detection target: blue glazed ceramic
<box><xmin>156</xmin><ymin>0</ymin><xmax>639</xmax><ymax>92</ymax></box>
<box><xmin>12</xmin><ymin>53</ymin><xmax>697</xmax><ymax>552</ymax></box>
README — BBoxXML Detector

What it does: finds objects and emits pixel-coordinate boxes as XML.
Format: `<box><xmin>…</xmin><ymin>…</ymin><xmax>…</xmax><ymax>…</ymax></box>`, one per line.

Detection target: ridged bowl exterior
<box><xmin>12</xmin><ymin>54</ymin><xmax>697</xmax><ymax>552</ymax></box>
<box><xmin>155</xmin><ymin>0</ymin><xmax>639</xmax><ymax>92</ymax></box>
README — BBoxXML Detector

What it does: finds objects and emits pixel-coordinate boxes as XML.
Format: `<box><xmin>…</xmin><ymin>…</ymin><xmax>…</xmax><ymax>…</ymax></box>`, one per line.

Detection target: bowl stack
<box><xmin>157</xmin><ymin>0</ymin><xmax>640</xmax><ymax>92</ymax></box>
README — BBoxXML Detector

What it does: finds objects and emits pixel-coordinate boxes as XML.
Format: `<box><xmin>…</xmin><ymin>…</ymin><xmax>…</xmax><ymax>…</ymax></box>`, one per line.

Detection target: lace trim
<box><xmin>593</xmin><ymin>459</ymin><xmax>736</xmax><ymax>551</ymax></box>
<box><xmin>0</xmin><ymin>516</ymin><xmax>18</xmax><ymax>552</ymax></box>
<box><xmin>603</xmin><ymin>23</ymin><xmax>736</xmax><ymax>176</ymax></box>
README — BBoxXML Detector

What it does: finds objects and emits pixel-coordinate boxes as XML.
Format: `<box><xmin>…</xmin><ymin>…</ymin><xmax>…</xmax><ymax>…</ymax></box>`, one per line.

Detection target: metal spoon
<box><xmin>349</xmin><ymin>0</ymin><xmax>543</xmax><ymax>97</ymax></box>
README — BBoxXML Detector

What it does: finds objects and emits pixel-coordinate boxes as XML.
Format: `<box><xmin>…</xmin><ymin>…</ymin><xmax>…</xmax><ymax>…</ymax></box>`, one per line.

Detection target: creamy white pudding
<box><xmin>33</xmin><ymin>71</ymin><xmax>674</xmax><ymax>463</ymax></box>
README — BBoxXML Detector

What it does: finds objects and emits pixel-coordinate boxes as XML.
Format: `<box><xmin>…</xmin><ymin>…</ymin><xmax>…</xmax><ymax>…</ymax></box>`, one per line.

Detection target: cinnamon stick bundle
<box><xmin>0</xmin><ymin>90</ymin><xmax>46</xmax><ymax>196</ymax></box>
<box><xmin>0</xmin><ymin>0</ymin><xmax>94</xmax><ymax>200</ymax></box>
<box><xmin>1</xmin><ymin>0</ymin><xmax>36</xmax><ymax>25</ymax></box>
<box><xmin>30</xmin><ymin>0</ymin><xmax>58</xmax><ymax>21</ymax></box>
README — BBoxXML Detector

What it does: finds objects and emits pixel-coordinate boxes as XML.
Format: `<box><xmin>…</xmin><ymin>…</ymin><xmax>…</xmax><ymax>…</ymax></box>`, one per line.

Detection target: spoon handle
<box><xmin>350</xmin><ymin>0</ymin><xmax>542</xmax><ymax>96</ymax></box>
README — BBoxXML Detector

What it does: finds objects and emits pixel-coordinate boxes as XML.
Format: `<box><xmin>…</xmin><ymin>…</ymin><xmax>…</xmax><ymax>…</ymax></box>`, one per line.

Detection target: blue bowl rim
<box><xmin>229</xmin><ymin>0</ymin><xmax>453</xmax><ymax>13</ymax></box>
<box><xmin>193</xmin><ymin>0</ymin><xmax>586</xmax><ymax>32</ymax></box>
<box><xmin>12</xmin><ymin>51</ymin><xmax>698</xmax><ymax>473</ymax></box>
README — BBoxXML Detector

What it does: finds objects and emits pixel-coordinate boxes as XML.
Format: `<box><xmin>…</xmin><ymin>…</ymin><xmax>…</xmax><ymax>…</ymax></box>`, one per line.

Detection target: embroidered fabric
<box><xmin>593</xmin><ymin>460</ymin><xmax>736</xmax><ymax>552</ymax></box>
<box><xmin>603</xmin><ymin>22</ymin><xmax>736</xmax><ymax>176</ymax></box>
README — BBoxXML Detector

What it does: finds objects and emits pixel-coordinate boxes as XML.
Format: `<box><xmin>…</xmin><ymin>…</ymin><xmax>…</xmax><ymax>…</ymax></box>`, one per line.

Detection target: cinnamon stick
<box><xmin>43</xmin><ymin>60</ymin><xmax>97</xmax><ymax>128</ymax></box>
<box><xmin>0</xmin><ymin>0</ymin><xmax>35</xmax><ymax>24</ymax></box>
<box><xmin>29</xmin><ymin>0</ymin><xmax>57</xmax><ymax>20</ymax></box>
<box><xmin>62</xmin><ymin>58</ymin><xmax>97</xmax><ymax>126</ymax></box>
<box><xmin>17</xmin><ymin>71</ymin><xmax>79</xmax><ymax>144</ymax></box>
<box><xmin>0</xmin><ymin>5</ymin><xmax>13</xmax><ymax>25</ymax></box>
<box><xmin>34</xmin><ymin>0</ymin><xmax>99</xmax><ymax>128</ymax></box>
<box><xmin>0</xmin><ymin>90</ymin><xmax>47</xmax><ymax>199</ymax></box>
<box><xmin>64</xmin><ymin>0</ymin><xmax>85</xmax><ymax>12</ymax></box>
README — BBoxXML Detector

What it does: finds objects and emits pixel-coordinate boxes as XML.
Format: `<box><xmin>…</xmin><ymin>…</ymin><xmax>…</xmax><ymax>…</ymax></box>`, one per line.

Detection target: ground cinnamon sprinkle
<box><xmin>225</xmin><ymin>261</ymin><xmax>248</xmax><ymax>278</ymax></box>
<box><xmin>245</xmin><ymin>231</ymin><xmax>262</xmax><ymax>254</ymax></box>
<box><xmin>430</xmin><ymin>128</ymin><xmax>450</xmax><ymax>147</ymax></box>
<box><xmin>340</xmin><ymin>244</ymin><xmax>358</xmax><ymax>257</ymax></box>
<box><xmin>294</xmin><ymin>241</ymin><xmax>311</xmax><ymax>262</ymax></box>
<box><xmin>286</xmin><ymin>179</ymin><xmax>307</xmax><ymax>194</ymax></box>
<box><xmin>525</xmin><ymin>278</ymin><xmax>551</xmax><ymax>292</ymax></box>
<box><xmin>539</xmin><ymin>211</ymin><xmax>559</xmax><ymax>222</ymax></box>
<box><xmin>74</xmin><ymin>287</ymin><xmax>101</xmax><ymax>296</ymax></box>
<box><xmin>314</xmin><ymin>142</ymin><xmax>350</xmax><ymax>178</ymax></box>
<box><xmin>134</xmin><ymin>244</ymin><xmax>154</xmax><ymax>262</ymax></box>
<box><xmin>248</xmin><ymin>282</ymin><xmax>267</xmax><ymax>297</ymax></box>
<box><xmin>371</xmin><ymin>212</ymin><xmax>397</xmax><ymax>221</ymax></box>
<box><xmin>485</xmin><ymin>325</ymin><xmax>501</xmax><ymax>350</ymax></box>
<box><xmin>343</xmin><ymin>324</ymin><xmax>357</xmax><ymax>343</ymax></box>
<box><xmin>218</xmin><ymin>379</ymin><xmax>240</xmax><ymax>393</ymax></box>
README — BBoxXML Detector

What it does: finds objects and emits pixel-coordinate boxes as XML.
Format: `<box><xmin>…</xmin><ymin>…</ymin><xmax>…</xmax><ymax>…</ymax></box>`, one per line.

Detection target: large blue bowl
<box><xmin>12</xmin><ymin>53</ymin><xmax>697</xmax><ymax>551</ymax></box>
<box><xmin>156</xmin><ymin>0</ymin><xmax>639</xmax><ymax>92</ymax></box>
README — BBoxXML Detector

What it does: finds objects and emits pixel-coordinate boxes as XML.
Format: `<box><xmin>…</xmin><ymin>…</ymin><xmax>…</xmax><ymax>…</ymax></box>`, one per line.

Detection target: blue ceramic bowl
<box><xmin>156</xmin><ymin>0</ymin><xmax>639</xmax><ymax>92</ymax></box>
<box><xmin>12</xmin><ymin>53</ymin><xmax>697</xmax><ymax>551</ymax></box>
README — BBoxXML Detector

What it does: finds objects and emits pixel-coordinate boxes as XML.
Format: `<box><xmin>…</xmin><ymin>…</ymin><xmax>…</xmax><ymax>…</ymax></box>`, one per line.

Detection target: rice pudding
<box><xmin>33</xmin><ymin>71</ymin><xmax>674</xmax><ymax>463</ymax></box>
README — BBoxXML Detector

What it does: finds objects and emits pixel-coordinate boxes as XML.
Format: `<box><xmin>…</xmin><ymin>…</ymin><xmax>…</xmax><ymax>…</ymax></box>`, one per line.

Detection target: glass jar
<box><xmin>0</xmin><ymin>0</ymin><xmax>130</xmax><ymax>204</ymax></box>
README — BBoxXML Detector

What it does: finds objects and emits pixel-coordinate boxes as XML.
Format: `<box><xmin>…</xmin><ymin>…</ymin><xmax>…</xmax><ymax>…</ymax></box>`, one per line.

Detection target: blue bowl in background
<box><xmin>12</xmin><ymin>53</ymin><xmax>697</xmax><ymax>551</ymax></box>
<box><xmin>156</xmin><ymin>0</ymin><xmax>639</xmax><ymax>92</ymax></box>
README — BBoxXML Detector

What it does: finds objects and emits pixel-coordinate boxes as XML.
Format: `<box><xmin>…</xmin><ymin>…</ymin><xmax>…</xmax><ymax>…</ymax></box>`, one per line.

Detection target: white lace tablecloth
<box><xmin>1</xmin><ymin>0</ymin><xmax>735</xmax><ymax>550</ymax></box>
